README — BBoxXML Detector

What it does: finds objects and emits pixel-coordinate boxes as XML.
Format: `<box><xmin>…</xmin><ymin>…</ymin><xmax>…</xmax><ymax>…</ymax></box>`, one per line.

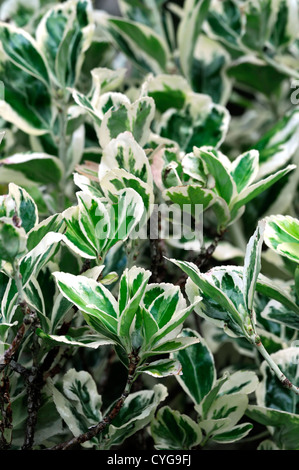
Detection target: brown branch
<box><xmin>176</xmin><ymin>230</ymin><xmax>226</xmax><ymax>289</ymax></box>
<box><xmin>0</xmin><ymin>323</ymin><xmax>26</xmax><ymax>373</ymax></box>
<box><xmin>0</xmin><ymin>375</ymin><xmax>12</xmax><ymax>449</ymax></box>
<box><xmin>22</xmin><ymin>366</ymin><xmax>43</xmax><ymax>450</ymax></box>
<box><xmin>149</xmin><ymin>212</ymin><xmax>166</xmax><ymax>283</ymax></box>
<box><xmin>50</xmin><ymin>350</ymin><xmax>140</xmax><ymax>450</ymax></box>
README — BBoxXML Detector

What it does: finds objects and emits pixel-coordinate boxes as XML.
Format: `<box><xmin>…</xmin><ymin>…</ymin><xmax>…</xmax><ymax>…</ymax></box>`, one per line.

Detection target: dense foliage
<box><xmin>0</xmin><ymin>0</ymin><xmax>299</xmax><ymax>451</ymax></box>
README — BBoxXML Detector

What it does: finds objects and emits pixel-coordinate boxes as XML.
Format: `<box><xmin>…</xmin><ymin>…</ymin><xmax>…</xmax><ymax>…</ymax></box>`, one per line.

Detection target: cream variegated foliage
<box><xmin>1</xmin><ymin>0</ymin><xmax>299</xmax><ymax>452</ymax></box>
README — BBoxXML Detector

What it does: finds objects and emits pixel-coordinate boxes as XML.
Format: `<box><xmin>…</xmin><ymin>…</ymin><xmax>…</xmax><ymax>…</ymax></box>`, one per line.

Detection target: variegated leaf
<box><xmin>0</xmin><ymin>55</ymin><xmax>52</xmax><ymax>135</ymax></box>
<box><xmin>20</xmin><ymin>232</ymin><xmax>63</xmax><ymax>286</ymax></box>
<box><xmin>172</xmin><ymin>328</ymin><xmax>216</xmax><ymax>405</ymax></box>
<box><xmin>8</xmin><ymin>183</ymin><xmax>38</xmax><ymax>233</ymax></box>
<box><xmin>99</xmin><ymin>96</ymin><xmax>155</xmax><ymax>148</ymax></box>
<box><xmin>118</xmin><ymin>266</ymin><xmax>151</xmax><ymax>339</ymax></box>
<box><xmin>243</xmin><ymin>220</ymin><xmax>265</xmax><ymax>313</ymax></box>
<box><xmin>51</xmin><ymin>368</ymin><xmax>102</xmax><ymax>448</ymax></box>
<box><xmin>159</xmin><ymin>94</ymin><xmax>230</xmax><ymax>152</ymax></box>
<box><xmin>98</xmin><ymin>132</ymin><xmax>153</xmax><ymax>188</ymax></box>
<box><xmin>53</xmin><ymin>271</ymin><xmax>119</xmax><ymax>340</ymax></box>
<box><xmin>100</xmin><ymin>168</ymin><xmax>153</xmax><ymax>215</ymax></box>
<box><xmin>191</xmin><ymin>35</ymin><xmax>231</xmax><ymax>104</ymax></box>
<box><xmin>138</xmin><ymin>358</ymin><xmax>183</xmax><ymax>378</ymax></box>
<box><xmin>246</xmin><ymin>405</ymin><xmax>299</xmax><ymax>450</ymax></box>
<box><xmin>264</xmin><ymin>215</ymin><xmax>299</xmax><ymax>263</ymax></box>
<box><xmin>254</xmin><ymin>107</ymin><xmax>299</xmax><ymax>179</ymax></box>
<box><xmin>1</xmin><ymin>153</ymin><xmax>64</xmax><ymax>185</ymax></box>
<box><xmin>0</xmin><ymin>21</ymin><xmax>50</xmax><ymax>85</ymax></box>
<box><xmin>171</xmin><ymin>259</ymin><xmax>245</xmax><ymax>337</ymax></box>
<box><xmin>0</xmin><ymin>217</ymin><xmax>27</xmax><ymax>262</ymax></box>
<box><xmin>177</xmin><ymin>0</ymin><xmax>211</xmax><ymax>81</ymax></box>
<box><xmin>36</xmin><ymin>0</ymin><xmax>94</xmax><ymax>87</ymax></box>
<box><xmin>150</xmin><ymin>406</ymin><xmax>202</xmax><ymax>450</ymax></box>
<box><xmin>230</xmin><ymin>150</ymin><xmax>259</xmax><ymax>194</ymax></box>
<box><xmin>256</xmin><ymin>347</ymin><xmax>299</xmax><ymax>414</ymax></box>
<box><xmin>100</xmin><ymin>15</ymin><xmax>169</xmax><ymax>74</ymax></box>
<box><xmin>102</xmin><ymin>384</ymin><xmax>168</xmax><ymax>449</ymax></box>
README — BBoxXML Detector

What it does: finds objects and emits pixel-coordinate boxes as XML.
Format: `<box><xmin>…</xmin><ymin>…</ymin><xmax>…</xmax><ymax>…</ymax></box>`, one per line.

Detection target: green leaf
<box><xmin>230</xmin><ymin>150</ymin><xmax>259</xmax><ymax>193</ymax></box>
<box><xmin>0</xmin><ymin>58</ymin><xmax>53</xmax><ymax>135</ymax></box>
<box><xmin>118</xmin><ymin>266</ymin><xmax>151</xmax><ymax>339</ymax></box>
<box><xmin>51</xmin><ymin>368</ymin><xmax>102</xmax><ymax>448</ymax></box>
<box><xmin>246</xmin><ymin>405</ymin><xmax>299</xmax><ymax>450</ymax></box>
<box><xmin>0</xmin><ymin>21</ymin><xmax>50</xmax><ymax>85</ymax></box>
<box><xmin>149</xmin><ymin>336</ymin><xmax>200</xmax><ymax>355</ymax></box>
<box><xmin>98</xmin><ymin>131</ymin><xmax>153</xmax><ymax>188</ymax></box>
<box><xmin>172</xmin><ymin>328</ymin><xmax>216</xmax><ymax>405</ymax></box>
<box><xmin>230</xmin><ymin>165</ymin><xmax>296</xmax><ymax>216</ymax></box>
<box><xmin>102</xmin><ymin>384</ymin><xmax>168</xmax><ymax>449</ymax></box>
<box><xmin>212</xmin><ymin>422</ymin><xmax>253</xmax><ymax>443</ymax></box>
<box><xmin>99</xmin><ymin>96</ymin><xmax>155</xmax><ymax>148</ymax></box>
<box><xmin>264</xmin><ymin>215</ymin><xmax>299</xmax><ymax>263</ymax></box>
<box><xmin>243</xmin><ymin>220</ymin><xmax>265</xmax><ymax>312</ymax></box>
<box><xmin>0</xmin><ymin>217</ymin><xmax>27</xmax><ymax>262</ymax></box>
<box><xmin>8</xmin><ymin>183</ymin><xmax>38</xmax><ymax>233</ymax></box>
<box><xmin>53</xmin><ymin>272</ymin><xmax>119</xmax><ymax>337</ymax></box>
<box><xmin>159</xmin><ymin>97</ymin><xmax>230</xmax><ymax>152</ymax></box>
<box><xmin>1</xmin><ymin>153</ymin><xmax>64</xmax><ymax>185</ymax></box>
<box><xmin>256</xmin><ymin>347</ymin><xmax>299</xmax><ymax>414</ymax></box>
<box><xmin>36</xmin><ymin>0</ymin><xmax>94</xmax><ymax>87</ymax></box>
<box><xmin>150</xmin><ymin>406</ymin><xmax>202</xmax><ymax>450</ymax></box>
<box><xmin>171</xmin><ymin>259</ymin><xmax>245</xmax><ymax>336</ymax></box>
<box><xmin>195</xmin><ymin>147</ymin><xmax>236</xmax><ymax>204</ymax></box>
<box><xmin>102</xmin><ymin>16</ymin><xmax>169</xmax><ymax>74</ymax></box>
<box><xmin>20</xmin><ymin>232</ymin><xmax>63</xmax><ymax>286</ymax></box>
<box><xmin>138</xmin><ymin>358</ymin><xmax>183</xmax><ymax>378</ymax></box>
<box><xmin>177</xmin><ymin>0</ymin><xmax>211</xmax><ymax>80</ymax></box>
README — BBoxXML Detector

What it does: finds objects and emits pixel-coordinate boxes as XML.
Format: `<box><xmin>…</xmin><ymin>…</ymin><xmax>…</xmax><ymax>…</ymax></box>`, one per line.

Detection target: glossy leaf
<box><xmin>264</xmin><ymin>215</ymin><xmax>299</xmax><ymax>263</ymax></box>
<box><xmin>102</xmin><ymin>16</ymin><xmax>169</xmax><ymax>74</ymax></box>
<box><xmin>52</xmin><ymin>368</ymin><xmax>102</xmax><ymax>448</ymax></box>
<box><xmin>99</xmin><ymin>96</ymin><xmax>155</xmax><ymax>148</ymax></box>
<box><xmin>36</xmin><ymin>0</ymin><xmax>94</xmax><ymax>87</ymax></box>
<box><xmin>172</xmin><ymin>328</ymin><xmax>216</xmax><ymax>405</ymax></box>
<box><xmin>151</xmin><ymin>406</ymin><xmax>202</xmax><ymax>450</ymax></box>
<box><xmin>102</xmin><ymin>384</ymin><xmax>168</xmax><ymax>449</ymax></box>
<box><xmin>243</xmin><ymin>220</ymin><xmax>265</xmax><ymax>312</ymax></box>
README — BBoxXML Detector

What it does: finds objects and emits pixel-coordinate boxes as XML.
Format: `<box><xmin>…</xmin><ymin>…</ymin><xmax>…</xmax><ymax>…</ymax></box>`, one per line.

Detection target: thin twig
<box><xmin>149</xmin><ymin>212</ymin><xmax>166</xmax><ymax>283</ymax></box>
<box><xmin>0</xmin><ymin>375</ymin><xmax>12</xmax><ymax>449</ymax></box>
<box><xmin>176</xmin><ymin>230</ymin><xmax>225</xmax><ymax>289</ymax></box>
<box><xmin>254</xmin><ymin>338</ymin><xmax>299</xmax><ymax>395</ymax></box>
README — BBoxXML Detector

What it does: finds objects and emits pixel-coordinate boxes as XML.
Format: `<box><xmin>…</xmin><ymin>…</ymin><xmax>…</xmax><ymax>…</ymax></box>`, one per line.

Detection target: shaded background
<box><xmin>95</xmin><ymin>0</ymin><xmax>185</xmax><ymax>15</ymax></box>
<box><xmin>95</xmin><ymin>0</ymin><xmax>120</xmax><ymax>15</ymax></box>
